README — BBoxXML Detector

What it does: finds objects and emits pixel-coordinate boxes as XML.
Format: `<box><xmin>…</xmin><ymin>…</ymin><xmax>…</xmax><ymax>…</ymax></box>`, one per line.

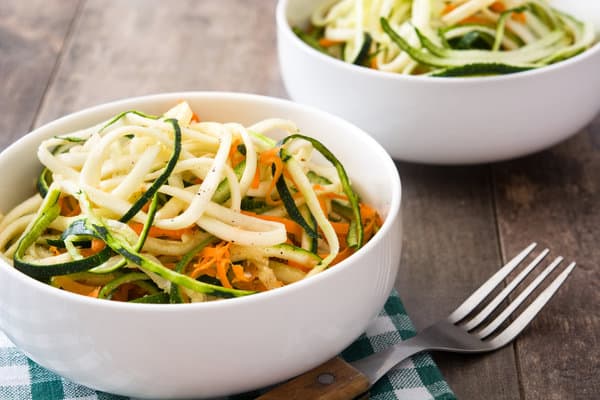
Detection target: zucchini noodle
<box><xmin>0</xmin><ymin>102</ymin><xmax>382</xmax><ymax>303</ymax></box>
<box><xmin>294</xmin><ymin>0</ymin><xmax>597</xmax><ymax>76</ymax></box>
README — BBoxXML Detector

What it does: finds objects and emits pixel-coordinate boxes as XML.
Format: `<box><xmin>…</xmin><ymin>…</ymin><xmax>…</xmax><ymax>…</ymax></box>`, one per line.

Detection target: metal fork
<box><xmin>258</xmin><ymin>243</ymin><xmax>576</xmax><ymax>400</ymax></box>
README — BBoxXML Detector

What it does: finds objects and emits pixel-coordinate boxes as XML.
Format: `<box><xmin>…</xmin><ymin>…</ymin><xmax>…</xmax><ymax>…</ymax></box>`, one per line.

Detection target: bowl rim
<box><xmin>0</xmin><ymin>91</ymin><xmax>402</xmax><ymax>313</ymax></box>
<box><xmin>276</xmin><ymin>0</ymin><xmax>600</xmax><ymax>84</ymax></box>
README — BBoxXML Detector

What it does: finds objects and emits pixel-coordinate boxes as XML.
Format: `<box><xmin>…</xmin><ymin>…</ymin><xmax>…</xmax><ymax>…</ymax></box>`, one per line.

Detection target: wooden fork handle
<box><xmin>256</xmin><ymin>357</ymin><xmax>370</xmax><ymax>400</ymax></box>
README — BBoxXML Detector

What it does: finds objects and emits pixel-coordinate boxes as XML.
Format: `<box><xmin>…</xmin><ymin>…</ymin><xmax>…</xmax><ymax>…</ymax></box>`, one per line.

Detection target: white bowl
<box><xmin>277</xmin><ymin>0</ymin><xmax>600</xmax><ymax>164</ymax></box>
<box><xmin>0</xmin><ymin>92</ymin><xmax>402</xmax><ymax>399</ymax></box>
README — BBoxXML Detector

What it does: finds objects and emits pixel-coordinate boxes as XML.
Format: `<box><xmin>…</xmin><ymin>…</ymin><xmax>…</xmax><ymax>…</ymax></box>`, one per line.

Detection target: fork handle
<box><xmin>256</xmin><ymin>357</ymin><xmax>370</xmax><ymax>400</ymax></box>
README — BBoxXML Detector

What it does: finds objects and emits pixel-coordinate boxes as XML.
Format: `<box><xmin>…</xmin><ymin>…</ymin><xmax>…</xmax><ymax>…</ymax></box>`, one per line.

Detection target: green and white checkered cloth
<box><xmin>0</xmin><ymin>291</ymin><xmax>455</xmax><ymax>400</ymax></box>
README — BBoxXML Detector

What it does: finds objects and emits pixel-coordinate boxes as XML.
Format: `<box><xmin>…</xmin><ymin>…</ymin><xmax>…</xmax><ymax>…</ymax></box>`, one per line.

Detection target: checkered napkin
<box><xmin>0</xmin><ymin>291</ymin><xmax>455</xmax><ymax>400</ymax></box>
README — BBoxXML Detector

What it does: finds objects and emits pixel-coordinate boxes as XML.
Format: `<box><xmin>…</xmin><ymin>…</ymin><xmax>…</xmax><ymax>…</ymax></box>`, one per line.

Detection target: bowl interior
<box><xmin>281</xmin><ymin>0</ymin><xmax>600</xmax><ymax>55</ymax></box>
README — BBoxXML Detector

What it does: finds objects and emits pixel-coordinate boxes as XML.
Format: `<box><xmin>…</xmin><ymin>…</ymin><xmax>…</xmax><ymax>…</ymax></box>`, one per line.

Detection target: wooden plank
<box><xmin>35</xmin><ymin>0</ymin><xmax>285</xmax><ymax>125</ymax></box>
<box><xmin>395</xmin><ymin>162</ymin><xmax>521</xmax><ymax>400</ymax></box>
<box><xmin>0</xmin><ymin>0</ymin><xmax>80</xmax><ymax>149</ymax></box>
<box><xmin>492</xmin><ymin>121</ymin><xmax>600</xmax><ymax>399</ymax></box>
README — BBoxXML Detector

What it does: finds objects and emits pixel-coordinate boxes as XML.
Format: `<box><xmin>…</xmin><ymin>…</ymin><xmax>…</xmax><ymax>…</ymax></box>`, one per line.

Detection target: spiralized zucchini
<box><xmin>0</xmin><ymin>102</ymin><xmax>382</xmax><ymax>303</ymax></box>
<box><xmin>294</xmin><ymin>0</ymin><xmax>597</xmax><ymax>76</ymax></box>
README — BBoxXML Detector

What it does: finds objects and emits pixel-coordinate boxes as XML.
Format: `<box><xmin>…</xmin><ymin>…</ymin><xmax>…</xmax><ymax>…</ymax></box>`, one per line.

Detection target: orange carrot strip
<box><xmin>318</xmin><ymin>196</ymin><xmax>328</xmax><ymax>215</ymax></box>
<box><xmin>49</xmin><ymin>246</ymin><xmax>62</xmax><ymax>256</ymax></box>
<box><xmin>330</xmin><ymin>221</ymin><xmax>350</xmax><ymax>235</ymax></box>
<box><xmin>251</xmin><ymin>165</ymin><xmax>261</xmax><ymax>189</ymax></box>
<box><xmin>512</xmin><ymin>11</ymin><xmax>526</xmax><ymax>23</ymax></box>
<box><xmin>442</xmin><ymin>3</ymin><xmax>457</xmax><ymax>15</ymax></box>
<box><xmin>189</xmin><ymin>259</ymin><xmax>215</xmax><ymax>279</ymax></box>
<box><xmin>287</xmin><ymin>260</ymin><xmax>312</xmax><ymax>273</ymax></box>
<box><xmin>459</xmin><ymin>16</ymin><xmax>493</xmax><ymax>25</ymax></box>
<box><xmin>370</xmin><ymin>57</ymin><xmax>378</xmax><ymax>70</ymax></box>
<box><xmin>129</xmin><ymin>222</ymin><xmax>195</xmax><ymax>239</ymax></box>
<box><xmin>191</xmin><ymin>112</ymin><xmax>200</xmax><ymax>123</ymax></box>
<box><xmin>323</xmin><ymin>192</ymin><xmax>349</xmax><ymax>201</ymax></box>
<box><xmin>259</xmin><ymin>147</ymin><xmax>284</xmax><ymax>205</ymax></box>
<box><xmin>65</xmin><ymin>197</ymin><xmax>81</xmax><ymax>217</ymax></box>
<box><xmin>330</xmin><ymin>247</ymin><xmax>355</xmax><ymax>266</ymax></box>
<box><xmin>59</xmin><ymin>195</ymin><xmax>80</xmax><ymax>217</ymax></box>
<box><xmin>216</xmin><ymin>259</ymin><xmax>232</xmax><ymax>288</ymax></box>
<box><xmin>359</xmin><ymin>203</ymin><xmax>378</xmax><ymax>220</ymax></box>
<box><xmin>111</xmin><ymin>283</ymin><xmax>133</xmax><ymax>302</ymax></box>
<box><xmin>201</xmin><ymin>241</ymin><xmax>229</xmax><ymax>258</ymax></box>
<box><xmin>318</xmin><ymin>38</ymin><xmax>343</xmax><ymax>47</ymax></box>
<box><xmin>232</xmin><ymin>265</ymin><xmax>252</xmax><ymax>282</ymax></box>
<box><xmin>242</xmin><ymin>211</ymin><xmax>303</xmax><ymax>239</ymax></box>
<box><xmin>189</xmin><ymin>242</ymin><xmax>231</xmax><ymax>281</ymax></box>
<box><xmin>490</xmin><ymin>1</ymin><xmax>506</xmax><ymax>12</ymax></box>
<box><xmin>79</xmin><ymin>239</ymin><xmax>106</xmax><ymax>257</ymax></box>
<box><xmin>229</xmin><ymin>137</ymin><xmax>241</xmax><ymax>157</ymax></box>
<box><xmin>53</xmin><ymin>276</ymin><xmax>101</xmax><ymax>298</ymax></box>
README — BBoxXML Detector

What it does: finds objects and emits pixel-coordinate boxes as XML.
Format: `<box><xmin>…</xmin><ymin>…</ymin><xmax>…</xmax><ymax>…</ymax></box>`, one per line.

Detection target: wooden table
<box><xmin>2</xmin><ymin>1</ymin><xmax>598</xmax><ymax>399</ymax></box>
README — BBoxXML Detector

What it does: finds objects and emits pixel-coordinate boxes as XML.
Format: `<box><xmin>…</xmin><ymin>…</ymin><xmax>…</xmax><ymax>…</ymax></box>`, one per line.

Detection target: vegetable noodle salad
<box><xmin>294</xmin><ymin>0</ymin><xmax>596</xmax><ymax>76</ymax></box>
<box><xmin>0</xmin><ymin>102</ymin><xmax>382</xmax><ymax>303</ymax></box>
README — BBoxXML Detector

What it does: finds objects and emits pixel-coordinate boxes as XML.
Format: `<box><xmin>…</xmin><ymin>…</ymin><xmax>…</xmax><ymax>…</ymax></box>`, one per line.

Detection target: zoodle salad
<box><xmin>294</xmin><ymin>0</ymin><xmax>596</xmax><ymax>76</ymax></box>
<box><xmin>0</xmin><ymin>102</ymin><xmax>381</xmax><ymax>303</ymax></box>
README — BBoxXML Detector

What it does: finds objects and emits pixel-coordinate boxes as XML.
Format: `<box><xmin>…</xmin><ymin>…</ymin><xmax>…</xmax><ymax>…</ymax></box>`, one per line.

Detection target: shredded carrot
<box><xmin>362</xmin><ymin>218</ymin><xmax>378</xmax><ymax>240</ymax></box>
<box><xmin>251</xmin><ymin>165</ymin><xmax>261</xmax><ymax>189</ymax></box>
<box><xmin>111</xmin><ymin>283</ymin><xmax>134</xmax><ymax>302</ymax></box>
<box><xmin>259</xmin><ymin>147</ymin><xmax>284</xmax><ymax>205</ymax></box>
<box><xmin>79</xmin><ymin>239</ymin><xmax>106</xmax><ymax>257</ymax></box>
<box><xmin>442</xmin><ymin>3</ymin><xmax>457</xmax><ymax>15</ymax></box>
<box><xmin>216</xmin><ymin>258</ymin><xmax>232</xmax><ymax>288</ymax></box>
<box><xmin>189</xmin><ymin>258</ymin><xmax>215</xmax><ymax>279</ymax></box>
<box><xmin>323</xmin><ymin>192</ymin><xmax>348</xmax><ymax>201</ymax></box>
<box><xmin>232</xmin><ymin>264</ymin><xmax>252</xmax><ymax>282</ymax></box>
<box><xmin>49</xmin><ymin>245</ymin><xmax>62</xmax><ymax>256</ymax></box>
<box><xmin>242</xmin><ymin>211</ymin><xmax>303</xmax><ymax>239</ymax></box>
<box><xmin>459</xmin><ymin>16</ymin><xmax>493</xmax><ymax>25</ymax></box>
<box><xmin>53</xmin><ymin>276</ymin><xmax>101</xmax><ymax>298</ymax></box>
<box><xmin>360</xmin><ymin>202</ymin><xmax>382</xmax><ymax>240</ymax></box>
<box><xmin>229</xmin><ymin>137</ymin><xmax>245</xmax><ymax>167</ymax></box>
<box><xmin>512</xmin><ymin>11</ymin><xmax>526</xmax><ymax>23</ymax></box>
<box><xmin>191</xmin><ymin>112</ymin><xmax>200</xmax><ymax>123</ymax></box>
<box><xmin>370</xmin><ymin>57</ymin><xmax>378</xmax><ymax>70</ymax></box>
<box><xmin>318</xmin><ymin>196</ymin><xmax>329</xmax><ymax>215</ymax></box>
<box><xmin>129</xmin><ymin>222</ymin><xmax>195</xmax><ymax>239</ymax></box>
<box><xmin>330</xmin><ymin>247</ymin><xmax>355</xmax><ymax>266</ymax></box>
<box><xmin>188</xmin><ymin>242</ymin><xmax>233</xmax><ymax>288</ymax></box>
<box><xmin>287</xmin><ymin>260</ymin><xmax>312</xmax><ymax>273</ymax></box>
<box><xmin>330</xmin><ymin>221</ymin><xmax>350</xmax><ymax>236</ymax></box>
<box><xmin>59</xmin><ymin>195</ymin><xmax>81</xmax><ymax>217</ymax></box>
<box><xmin>318</xmin><ymin>38</ymin><xmax>343</xmax><ymax>47</ymax></box>
<box><xmin>490</xmin><ymin>1</ymin><xmax>506</xmax><ymax>13</ymax></box>
<box><xmin>359</xmin><ymin>203</ymin><xmax>378</xmax><ymax>221</ymax></box>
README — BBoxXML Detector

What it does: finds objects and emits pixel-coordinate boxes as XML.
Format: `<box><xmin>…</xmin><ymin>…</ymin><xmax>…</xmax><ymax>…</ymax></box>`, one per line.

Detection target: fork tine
<box><xmin>487</xmin><ymin>261</ymin><xmax>576</xmax><ymax>348</ymax></box>
<box><xmin>476</xmin><ymin>256</ymin><xmax>563</xmax><ymax>338</ymax></box>
<box><xmin>462</xmin><ymin>249</ymin><xmax>549</xmax><ymax>331</ymax></box>
<box><xmin>448</xmin><ymin>242</ymin><xmax>537</xmax><ymax>323</ymax></box>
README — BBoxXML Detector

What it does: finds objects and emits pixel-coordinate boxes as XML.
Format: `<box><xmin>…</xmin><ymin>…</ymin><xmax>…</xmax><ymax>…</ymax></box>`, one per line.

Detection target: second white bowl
<box><xmin>277</xmin><ymin>0</ymin><xmax>600</xmax><ymax>164</ymax></box>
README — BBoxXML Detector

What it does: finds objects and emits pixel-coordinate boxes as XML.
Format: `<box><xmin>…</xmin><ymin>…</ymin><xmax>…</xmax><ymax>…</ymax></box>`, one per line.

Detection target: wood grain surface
<box><xmin>1</xmin><ymin>0</ymin><xmax>598</xmax><ymax>399</ymax></box>
<box><xmin>0</xmin><ymin>0</ymin><xmax>79</xmax><ymax>147</ymax></box>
